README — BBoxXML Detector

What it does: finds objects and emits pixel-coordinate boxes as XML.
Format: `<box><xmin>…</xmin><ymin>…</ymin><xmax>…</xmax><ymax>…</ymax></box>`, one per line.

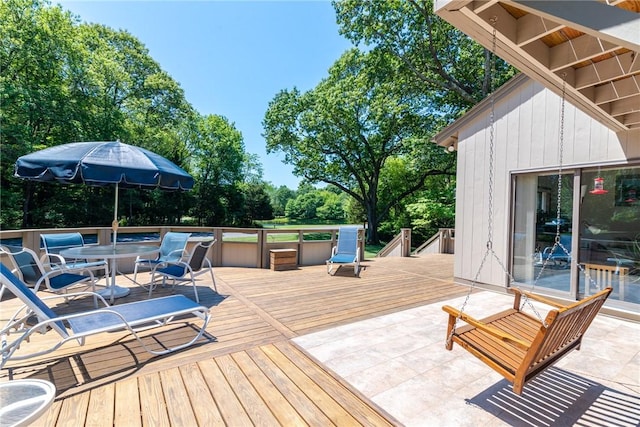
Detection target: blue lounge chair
<box><xmin>538</xmin><ymin>234</ymin><xmax>572</xmax><ymax>267</ymax></box>
<box><xmin>0</xmin><ymin>263</ymin><xmax>211</xmax><ymax>368</ymax></box>
<box><xmin>40</xmin><ymin>232</ymin><xmax>108</xmax><ymax>279</ymax></box>
<box><xmin>133</xmin><ymin>232</ymin><xmax>191</xmax><ymax>284</ymax></box>
<box><xmin>326</xmin><ymin>227</ymin><xmax>361</xmax><ymax>276</ymax></box>
<box><xmin>0</xmin><ymin>245</ymin><xmax>96</xmax><ymax>302</ymax></box>
<box><xmin>150</xmin><ymin>239</ymin><xmax>217</xmax><ymax>302</ymax></box>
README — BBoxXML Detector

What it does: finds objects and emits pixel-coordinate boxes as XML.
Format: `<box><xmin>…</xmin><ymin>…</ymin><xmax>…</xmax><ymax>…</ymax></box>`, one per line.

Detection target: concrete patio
<box><xmin>295</xmin><ymin>290</ymin><xmax>640</xmax><ymax>426</ymax></box>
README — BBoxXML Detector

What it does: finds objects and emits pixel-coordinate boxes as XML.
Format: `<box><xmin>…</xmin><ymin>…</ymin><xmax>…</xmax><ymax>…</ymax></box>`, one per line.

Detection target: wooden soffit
<box><xmin>435</xmin><ymin>0</ymin><xmax>640</xmax><ymax>131</ymax></box>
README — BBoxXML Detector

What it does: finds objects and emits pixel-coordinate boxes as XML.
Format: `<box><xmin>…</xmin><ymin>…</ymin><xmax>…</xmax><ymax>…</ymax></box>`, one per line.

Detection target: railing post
<box><xmin>298</xmin><ymin>230</ymin><xmax>304</xmax><ymax>266</ymax></box>
<box><xmin>401</xmin><ymin>228</ymin><xmax>412</xmax><ymax>257</ymax></box>
<box><xmin>438</xmin><ymin>228</ymin><xmax>455</xmax><ymax>254</ymax></box>
<box><xmin>97</xmin><ymin>228</ymin><xmax>111</xmax><ymax>246</ymax></box>
<box><xmin>22</xmin><ymin>230</ymin><xmax>39</xmax><ymax>254</ymax></box>
<box><xmin>357</xmin><ymin>228</ymin><xmax>366</xmax><ymax>261</ymax></box>
<box><xmin>212</xmin><ymin>228</ymin><xmax>223</xmax><ymax>267</ymax></box>
<box><xmin>258</xmin><ymin>229</ymin><xmax>267</xmax><ymax>268</ymax></box>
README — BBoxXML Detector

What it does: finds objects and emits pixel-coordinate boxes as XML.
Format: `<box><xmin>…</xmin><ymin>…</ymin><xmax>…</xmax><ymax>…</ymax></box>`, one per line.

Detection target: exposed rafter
<box><xmin>435</xmin><ymin>0</ymin><xmax>640</xmax><ymax>131</ymax></box>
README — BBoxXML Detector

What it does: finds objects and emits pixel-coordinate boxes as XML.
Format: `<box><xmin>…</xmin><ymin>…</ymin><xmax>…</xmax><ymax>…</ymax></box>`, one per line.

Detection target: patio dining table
<box><xmin>0</xmin><ymin>379</ymin><xmax>56</xmax><ymax>427</ymax></box>
<box><xmin>60</xmin><ymin>244</ymin><xmax>159</xmax><ymax>303</ymax></box>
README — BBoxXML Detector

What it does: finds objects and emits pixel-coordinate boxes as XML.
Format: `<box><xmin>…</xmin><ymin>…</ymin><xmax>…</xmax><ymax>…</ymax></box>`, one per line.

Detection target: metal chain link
<box><xmin>518</xmin><ymin>74</ymin><xmax>569</xmax><ymax>325</ymax></box>
<box><xmin>448</xmin><ymin>17</ymin><xmax>499</xmax><ymax>346</ymax></box>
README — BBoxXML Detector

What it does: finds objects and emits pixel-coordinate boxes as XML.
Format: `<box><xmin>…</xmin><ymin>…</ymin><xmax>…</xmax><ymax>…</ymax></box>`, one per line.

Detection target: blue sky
<box><xmin>58</xmin><ymin>0</ymin><xmax>353</xmax><ymax>189</ymax></box>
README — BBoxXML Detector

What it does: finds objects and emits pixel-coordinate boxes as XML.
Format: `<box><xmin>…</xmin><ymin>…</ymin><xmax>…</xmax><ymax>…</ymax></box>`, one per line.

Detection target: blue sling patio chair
<box><xmin>326</xmin><ymin>227</ymin><xmax>361</xmax><ymax>276</ymax></box>
<box><xmin>0</xmin><ymin>263</ymin><xmax>211</xmax><ymax>369</ymax></box>
<box><xmin>150</xmin><ymin>238</ymin><xmax>217</xmax><ymax>303</ymax></box>
<box><xmin>537</xmin><ymin>234</ymin><xmax>572</xmax><ymax>268</ymax></box>
<box><xmin>40</xmin><ymin>232</ymin><xmax>109</xmax><ymax>280</ymax></box>
<box><xmin>0</xmin><ymin>245</ymin><xmax>96</xmax><ymax>304</ymax></box>
<box><xmin>133</xmin><ymin>232</ymin><xmax>191</xmax><ymax>284</ymax></box>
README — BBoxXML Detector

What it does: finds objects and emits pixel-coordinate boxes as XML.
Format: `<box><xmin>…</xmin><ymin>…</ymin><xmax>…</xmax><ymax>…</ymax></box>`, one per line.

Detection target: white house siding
<box><xmin>454</xmin><ymin>77</ymin><xmax>639</xmax><ymax>289</ymax></box>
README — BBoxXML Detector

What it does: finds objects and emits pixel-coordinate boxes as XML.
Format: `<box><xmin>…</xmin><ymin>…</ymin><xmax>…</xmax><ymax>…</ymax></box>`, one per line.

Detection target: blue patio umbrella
<box><xmin>14</xmin><ymin>141</ymin><xmax>194</xmax><ymax>245</ymax></box>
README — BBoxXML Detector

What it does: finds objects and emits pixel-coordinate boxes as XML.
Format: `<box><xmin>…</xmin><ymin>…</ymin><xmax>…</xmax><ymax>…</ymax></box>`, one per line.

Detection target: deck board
<box><xmin>230</xmin><ymin>351</ymin><xmax>308</xmax><ymax>426</ymax></box>
<box><xmin>179</xmin><ymin>363</ymin><xmax>224</xmax><ymax>426</ymax></box>
<box><xmin>2</xmin><ymin>254</ymin><xmax>463</xmax><ymax>426</ymax></box>
<box><xmin>114</xmin><ymin>376</ymin><xmax>142</xmax><ymax>427</ymax></box>
<box><xmin>138</xmin><ymin>372</ymin><xmax>170</xmax><ymax>426</ymax></box>
<box><xmin>85</xmin><ymin>381</ymin><xmax>114</xmax><ymax>426</ymax></box>
<box><xmin>199</xmin><ymin>357</ymin><xmax>253</xmax><ymax>424</ymax></box>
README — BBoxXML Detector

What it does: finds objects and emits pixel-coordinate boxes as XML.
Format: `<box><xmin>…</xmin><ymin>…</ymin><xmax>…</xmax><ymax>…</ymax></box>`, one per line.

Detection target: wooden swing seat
<box><xmin>443</xmin><ymin>287</ymin><xmax>612</xmax><ymax>395</ymax></box>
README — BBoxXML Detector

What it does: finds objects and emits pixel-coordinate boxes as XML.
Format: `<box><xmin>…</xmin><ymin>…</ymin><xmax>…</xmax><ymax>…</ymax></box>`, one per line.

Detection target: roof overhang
<box><xmin>435</xmin><ymin>0</ymin><xmax>640</xmax><ymax>132</ymax></box>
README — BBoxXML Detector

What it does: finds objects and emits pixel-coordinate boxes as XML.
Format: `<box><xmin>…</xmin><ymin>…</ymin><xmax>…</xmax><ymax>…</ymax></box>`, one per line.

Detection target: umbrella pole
<box><xmin>112</xmin><ymin>183</ymin><xmax>119</xmax><ymax>247</ymax></box>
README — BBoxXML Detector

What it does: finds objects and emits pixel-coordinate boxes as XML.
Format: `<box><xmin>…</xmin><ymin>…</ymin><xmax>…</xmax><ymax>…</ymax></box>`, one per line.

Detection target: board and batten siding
<box><xmin>454</xmin><ymin>77</ymin><xmax>640</xmax><ymax>288</ymax></box>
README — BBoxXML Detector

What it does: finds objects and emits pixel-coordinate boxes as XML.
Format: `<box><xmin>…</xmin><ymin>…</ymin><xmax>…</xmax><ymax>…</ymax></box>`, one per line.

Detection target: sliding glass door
<box><xmin>579</xmin><ymin>166</ymin><xmax>640</xmax><ymax>305</ymax></box>
<box><xmin>512</xmin><ymin>165</ymin><xmax>640</xmax><ymax>307</ymax></box>
<box><xmin>513</xmin><ymin>172</ymin><xmax>574</xmax><ymax>293</ymax></box>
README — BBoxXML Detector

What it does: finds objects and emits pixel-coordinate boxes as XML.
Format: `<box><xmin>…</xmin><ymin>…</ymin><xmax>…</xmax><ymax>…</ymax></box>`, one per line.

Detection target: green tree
<box><xmin>269</xmin><ymin>185</ymin><xmax>296</xmax><ymax>217</ymax></box>
<box><xmin>264</xmin><ymin>49</ymin><xmax>454</xmax><ymax>244</ymax></box>
<box><xmin>0</xmin><ymin>0</ymin><xmax>79</xmax><ymax>228</ymax></box>
<box><xmin>316</xmin><ymin>191</ymin><xmax>346</xmax><ymax>221</ymax></box>
<box><xmin>285</xmin><ymin>191</ymin><xmax>325</xmax><ymax>220</ymax></box>
<box><xmin>242</xmin><ymin>182</ymin><xmax>274</xmax><ymax>223</ymax></box>
<box><xmin>242</xmin><ymin>153</ymin><xmax>265</xmax><ymax>185</ymax></box>
<box><xmin>403</xmin><ymin>174</ymin><xmax>455</xmax><ymax>242</ymax></box>
<box><xmin>333</xmin><ymin>0</ymin><xmax>517</xmax><ymax>118</ymax></box>
<box><xmin>187</xmin><ymin>114</ymin><xmax>246</xmax><ymax>226</ymax></box>
<box><xmin>1</xmin><ymin>0</ymin><xmax>195</xmax><ymax>229</ymax></box>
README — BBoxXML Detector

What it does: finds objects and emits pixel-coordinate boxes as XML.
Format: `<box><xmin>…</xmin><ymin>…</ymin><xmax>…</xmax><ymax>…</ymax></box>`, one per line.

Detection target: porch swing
<box><xmin>442</xmin><ymin>18</ymin><xmax>612</xmax><ymax>396</ymax></box>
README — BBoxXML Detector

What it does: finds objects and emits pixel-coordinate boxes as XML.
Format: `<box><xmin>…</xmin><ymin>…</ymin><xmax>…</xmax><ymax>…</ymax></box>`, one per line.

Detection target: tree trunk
<box><xmin>365</xmin><ymin>200</ymin><xmax>380</xmax><ymax>245</ymax></box>
<box><xmin>21</xmin><ymin>183</ymin><xmax>33</xmax><ymax>228</ymax></box>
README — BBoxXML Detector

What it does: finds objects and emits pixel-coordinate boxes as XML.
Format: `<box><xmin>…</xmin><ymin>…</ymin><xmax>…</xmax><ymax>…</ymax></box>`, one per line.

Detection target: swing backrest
<box><xmin>515</xmin><ymin>287</ymin><xmax>612</xmax><ymax>391</ymax></box>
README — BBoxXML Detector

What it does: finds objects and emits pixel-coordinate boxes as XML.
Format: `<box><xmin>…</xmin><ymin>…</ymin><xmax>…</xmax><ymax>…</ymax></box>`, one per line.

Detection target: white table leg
<box><xmin>96</xmin><ymin>258</ymin><xmax>130</xmax><ymax>303</ymax></box>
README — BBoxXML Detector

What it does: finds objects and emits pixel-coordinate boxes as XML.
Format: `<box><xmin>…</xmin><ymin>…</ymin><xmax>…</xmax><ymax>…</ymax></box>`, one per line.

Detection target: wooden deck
<box><xmin>1</xmin><ymin>254</ymin><xmax>466</xmax><ymax>426</ymax></box>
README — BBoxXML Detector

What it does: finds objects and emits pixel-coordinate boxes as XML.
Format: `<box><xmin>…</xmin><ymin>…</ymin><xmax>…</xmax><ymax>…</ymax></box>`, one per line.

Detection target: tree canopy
<box><xmin>334</xmin><ymin>0</ymin><xmax>517</xmax><ymax>118</ymax></box>
<box><xmin>264</xmin><ymin>49</ymin><xmax>455</xmax><ymax>243</ymax></box>
<box><xmin>264</xmin><ymin>1</ymin><xmax>517</xmax><ymax>244</ymax></box>
<box><xmin>0</xmin><ymin>0</ymin><xmax>267</xmax><ymax>229</ymax></box>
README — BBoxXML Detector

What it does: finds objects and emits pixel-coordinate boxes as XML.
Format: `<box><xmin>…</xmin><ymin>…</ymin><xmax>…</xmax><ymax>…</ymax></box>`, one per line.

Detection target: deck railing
<box><xmin>412</xmin><ymin>228</ymin><xmax>455</xmax><ymax>255</ymax></box>
<box><xmin>376</xmin><ymin>228</ymin><xmax>412</xmax><ymax>257</ymax></box>
<box><xmin>0</xmin><ymin>226</ymin><xmax>366</xmax><ymax>272</ymax></box>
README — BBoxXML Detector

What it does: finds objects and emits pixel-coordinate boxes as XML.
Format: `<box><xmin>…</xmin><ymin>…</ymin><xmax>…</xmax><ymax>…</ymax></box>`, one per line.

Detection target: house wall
<box><xmin>455</xmin><ymin>78</ymin><xmax>640</xmax><ymax>288</ymax></box>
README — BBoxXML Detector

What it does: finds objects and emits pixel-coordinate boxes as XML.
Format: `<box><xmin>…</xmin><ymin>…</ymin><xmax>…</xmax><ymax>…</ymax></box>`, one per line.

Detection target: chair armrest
<box><xmin>40</xmin><ymin>253</ymin><xmax>66</xmax><ymax>269</ymax></box>
<box><xmin>442</xmin><ymin>305</ymin><xmax>531</xmax><ymax>350</ymax></box>
<box><xmin>37</xmin><ymin>291</ymin><xmax>110</xmax><ymax>306</ymax></box>
<box><xmin>165</xmin><ymin>248</ymin><xmax>187</xmax><ymax>261</ymax></box>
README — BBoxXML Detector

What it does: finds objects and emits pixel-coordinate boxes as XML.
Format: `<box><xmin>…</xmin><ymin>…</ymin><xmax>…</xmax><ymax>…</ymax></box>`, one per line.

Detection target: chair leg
<box><xmin>189</xmin><ymin>272</ymin><xmax>199</xmax><ymax>303</ymax></box>
<box><xmin>209</xmin><ymin>269</ymin><xmax>217</xmax><ymax>293</ymax></box>
<box><xmin>87</xmin><ymin>271</ymin><xmax>98</xmax><ymax>308</ymax></box>
<box><xmin>133</xmin><ymin>262</ymin><xmax>140</xmax><ymax>284</ymax></box>
<box><xmin>148</xmin><ymin>270</ymin><xmax>162</xmax><ymax>298</ymax></box>
<box><xmin>102</xmin><ymin>261</ymin><xmax>110</xmax><ymax>286</ymax></box>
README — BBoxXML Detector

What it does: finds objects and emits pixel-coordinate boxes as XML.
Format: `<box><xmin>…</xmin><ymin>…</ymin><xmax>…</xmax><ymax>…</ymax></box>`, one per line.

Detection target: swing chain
<box><xmin>519</xmin><ymin>73</ymin><xmax>568</xmax><ymax>325</ymax></box>
<box><xmin>447</xmin><ymin>16</ymin><xmax>499</xmax><ymax>346</ymax></box>
<box><xmin>555</xmin><ymin>73</ymin><xmax>566</xmax><ymax>234</ymax></box>
<box><xmin>486</xmin><ymin>16</ymin><xmax>498</xmax><ymax>249</ymax></box>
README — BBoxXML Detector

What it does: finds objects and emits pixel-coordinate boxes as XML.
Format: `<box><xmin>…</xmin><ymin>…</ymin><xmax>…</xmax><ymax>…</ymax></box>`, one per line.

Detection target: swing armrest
<box><xmin>442</xmin><ymin>305</ymin><xmax>531</xmax><ymax>351</ymax></box>
<box><xmin>510</xmin><ymin>288</ymin><xmax>566</xmax><ymax>309</ymax></box>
